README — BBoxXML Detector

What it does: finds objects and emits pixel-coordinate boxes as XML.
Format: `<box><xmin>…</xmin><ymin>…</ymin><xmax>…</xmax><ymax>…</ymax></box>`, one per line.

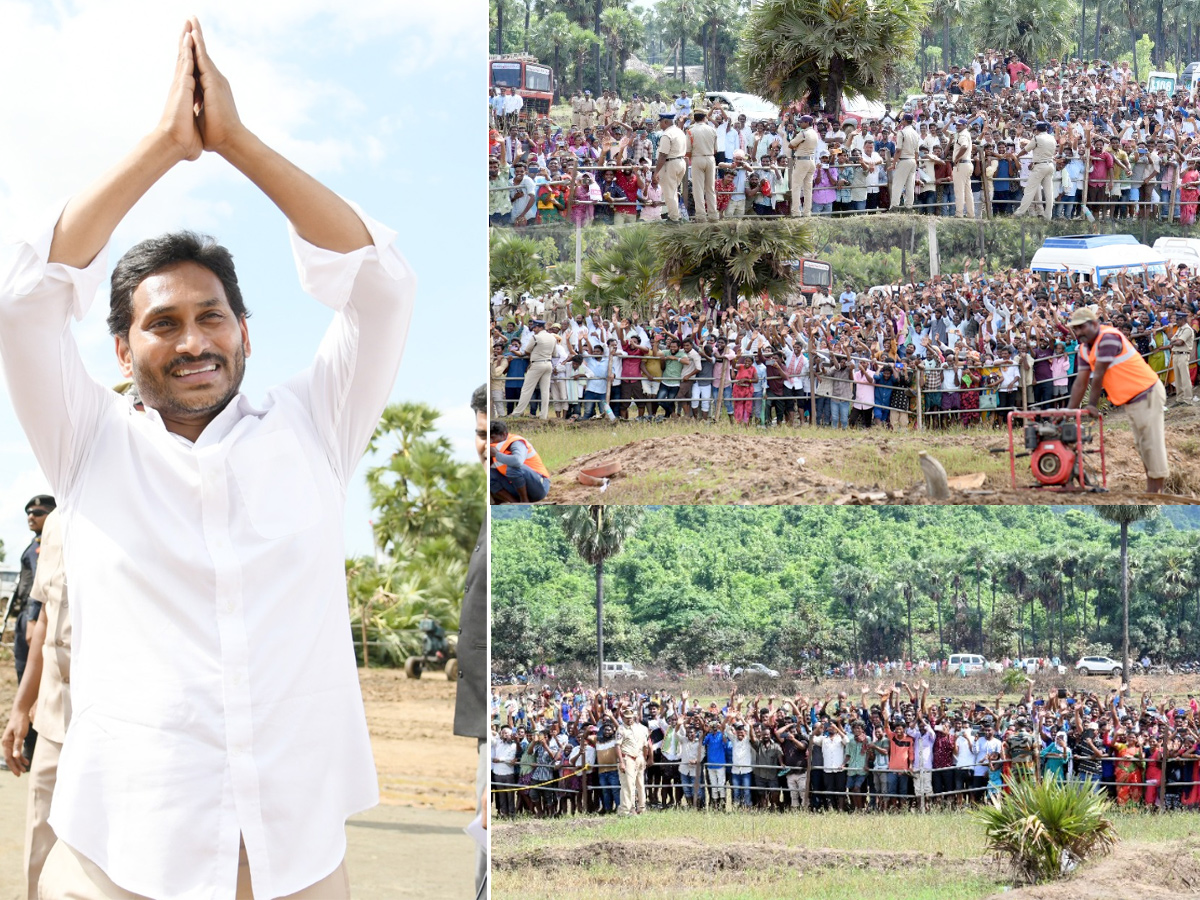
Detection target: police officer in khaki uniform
<box><xmin>626</xmin><ymin>93</ymin><xmax>643</xmax><ymax>126</ymax></box>
<box><xmin>788</xmin><ymin>114</ymin><xmax>820</xmax><ymax>216</ymax></box>
<box><xmin>581</xmin><ymin>90</ymin><xmax>597</xmax><ymax>130</ymax></box>
<box><xmin>890</xmin><ymin>112</ymin><xmax>920</xmax><ymax>209</ymax></box>
<box><xmin>571</xmin><ymin>90</ymin><xmax>584</xmax><ymax>129</ymax></box>
<box><xmin>655</xmin><ymin>111</ymin><xmax>688</xmax><ymax>223</ymax></box>
<box><xmin>1014</xmin><ymin>121</ymin><xmax>1057</xmax><ymax>220</ymax></box>
<box><xmin>951</xmin><ymin>117</ymin><xmax>975</xmax><ymax>218</ymax></box>
<box><xmin>1171</xmin><ymin>310</ymin><xmax>1196</xmax><ymax>403</ymax></box>
<box><xmin>2</xmin><ymin>507</ymin><xmax>68</xmax><ymax>900</ymax></box>
<box><xmin>689</xmin><ymin>110</ymin><xmax>719</xmax><ymax>222</ymax></box>
<box><xmin>511</xmin><ymin>319</ymin><xmax>557</xmax><ymax>418</ymax></box>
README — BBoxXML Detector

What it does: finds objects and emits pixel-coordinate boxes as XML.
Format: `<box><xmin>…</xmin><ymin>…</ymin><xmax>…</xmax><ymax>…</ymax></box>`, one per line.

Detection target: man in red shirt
<box><xmin>619</xmin><ymin>333</ymin><xmax>649</xmax><ymax>418</ymax></box>
<box><xmin>613</xmin><ymin>167</ymin><xmax>640</xmax><ymax>225</ymax></box>
<box><xmin>1087</xmin><ymin>137</ymin><xmax>1115</xmax><ymax>218</ymax></box>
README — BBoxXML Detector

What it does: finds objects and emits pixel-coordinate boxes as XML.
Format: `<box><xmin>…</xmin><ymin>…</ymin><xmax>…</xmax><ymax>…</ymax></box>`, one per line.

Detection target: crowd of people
<box><xmin>489</xmin><ymin>50</ymin><xmax>1200</xmax><ymax>225</ymax></box>
<box><xmin>490</xmin><ymin>680</ymin><xmax>1200</xmax><ymax>818</ymax></box>
<box><xmin>490</xmin><ymin>261</ymin><xmax>1198</xmax><ymax>432</ymax></box>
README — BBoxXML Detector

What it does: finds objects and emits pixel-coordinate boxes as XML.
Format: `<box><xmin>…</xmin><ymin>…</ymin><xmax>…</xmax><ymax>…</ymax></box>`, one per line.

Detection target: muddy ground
<box><xmin>0</xmin><ymin>663</ymin><xmax>479</xmax><ymax>899</ymax></box>
<box><xmin>544</xmin><ymin>404</ymin><xmax>1200</xmax><ymax>505</ymax></box>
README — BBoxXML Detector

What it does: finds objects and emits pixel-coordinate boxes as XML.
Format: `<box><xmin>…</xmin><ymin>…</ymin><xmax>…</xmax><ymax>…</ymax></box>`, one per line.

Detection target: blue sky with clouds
<box><xmin>0</xmin><ymin>0</ymin><xmax>485</xmax><ymax>565</ymax></box>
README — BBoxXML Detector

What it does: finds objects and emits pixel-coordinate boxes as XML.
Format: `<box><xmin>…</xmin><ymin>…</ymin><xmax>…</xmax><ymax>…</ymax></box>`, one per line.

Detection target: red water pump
<box><xmin>997</xmin><ymin>410</ymin><xmax>1107</xmax><ymax>491</ymax></box>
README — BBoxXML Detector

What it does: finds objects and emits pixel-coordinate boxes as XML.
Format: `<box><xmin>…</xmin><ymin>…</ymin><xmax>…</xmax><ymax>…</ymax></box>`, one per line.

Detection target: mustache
<box><xmin>164</xmin><ymin>352</ymin><xmax>227</xmax><ymax>374</ymax></box>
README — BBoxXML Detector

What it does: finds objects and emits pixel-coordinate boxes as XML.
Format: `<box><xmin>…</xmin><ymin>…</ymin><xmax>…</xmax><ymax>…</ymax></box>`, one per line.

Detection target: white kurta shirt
<box><xmin>0</xmin><ymin>203</ymin><xmax>414</xmax><ymax>900</ymax></box>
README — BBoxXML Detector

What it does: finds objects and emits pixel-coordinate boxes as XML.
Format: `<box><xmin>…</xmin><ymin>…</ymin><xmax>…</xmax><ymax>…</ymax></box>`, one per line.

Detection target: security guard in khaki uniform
<box><xmin>788</xmin><ymin>114</ymin><xmax>820</xmax><ymax>216</ymax></box>
<box><xmin>890</xmin><ymin>112</ymin><xmax>920</xmax><ymax>209</ymax></box>
<box><xmin>571</xmin><ymin>90</ymin><xmax>585</xmax><ymax>129</ymax></box>
<box><xmin>2</xmin><ymin>508</ymin><xmax>68</xmax><ymax>900</ymax></box>
<box><xmin>626</xmin><ymin>93</ymin><xmax>643</xmax><ymax>126</ymax></box>
<box><xmin>655</xmin><ymin>111</ymin><xmax>688</xmax><ymax>222</ymax></box>
<box><xmin>511</xmin><ymin>319</ymin><xmax>557</xmax><ymax>418</ymax></box>
<box><xmin>1171</xmin><ymin>310</ymin><xmax>1196</xmax><ymax>403</ymax></box>
<box><xmin>1014</xmin><ymin>121</ymin><xmax>1057</xmax><ymax>220</ymax></box>
<box><xmin>689</xmin><ymin>110</ymin><xmax>719</xmax><ymax>222</ymax></box>
<box><xmin>951</xmin><ymin>117</ymin><xmax>975</xmax><ymax>218</ymax></box>
<box><xmin>581</xmin><ymin>90</ymin><xmax>597</xmax><ymax>130</ymax></box>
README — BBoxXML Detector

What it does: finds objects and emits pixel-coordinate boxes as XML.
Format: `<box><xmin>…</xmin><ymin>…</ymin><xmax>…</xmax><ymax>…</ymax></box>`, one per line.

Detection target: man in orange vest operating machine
<box><xmin>1068</xmin><ymin>305</ymin><xmax>1169</xmax><ymax>492</ymax></box>
<box><xmin>490</xmin><ymin>419</ymin><xmax>551</xmax><ymax>504</ymax></box>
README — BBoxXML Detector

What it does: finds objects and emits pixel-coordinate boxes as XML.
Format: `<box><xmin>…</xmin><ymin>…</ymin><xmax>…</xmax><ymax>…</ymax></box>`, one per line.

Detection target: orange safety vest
<box><xmin>493</xmin><ymin>435</ymin><xmax>550</xmax><ymax>478</ymax></box>
<box><xmin>1084</xmin><ymin>325</ymin><xmax>1159</xmax><ymax>406</ymax></box>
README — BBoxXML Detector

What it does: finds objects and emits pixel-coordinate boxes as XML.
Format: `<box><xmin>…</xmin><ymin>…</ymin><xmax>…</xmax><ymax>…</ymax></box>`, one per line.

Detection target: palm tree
<box><xmin>561</xmin><ymin>506</ymin><xmax>644</xmax><ymax>686</ymax></box>
<box><xmin>533</xmin><ymin>12</ymin><xmax>573</xmax><ymax>103</ymax></box>
<box><xmin>599</xmin><ymin>7</ymin><xmax>643</xmax><ymax>91</ymax></box>
<box><xmin>739</xmin><ymin>0</ymin><xmax>928</xmax><ymax>115</ymax></box>
<box><xmin>1094</xmin><ymin>505</ymin><xmax>1159</xmax><ymax>692</ymax></box>
<box><xmin>925</xmin><ymin>567</ymin><xmax>945</xmax><ymax>659</ymax></box>
<box><xmin>652</xmin><ymin>219</ymin><xmax>816</xmax><ymax>309</ymax></box>
<box><xmin>831</xmin><ymin>565</ymin><xmax>875</xmax><ymax>662</ymax></box>
<box><xmin>968</xmin><ymin>0</ymin><xmax>1074</xmax><ymax>66</ymax></box>
<box><xmin>580</xmin><ymin>225</ymin><xmax>664</xmax><ymax>318</ymax></box>
<box><xmin>1153</xmin><ymin>549</ymin><xmax>1190</xmax><ymax>657</ymax></box>
<box><xmin>490</xmin><ymin>231</ymin><xmax>553</xmax><ymax>298</ymax></box>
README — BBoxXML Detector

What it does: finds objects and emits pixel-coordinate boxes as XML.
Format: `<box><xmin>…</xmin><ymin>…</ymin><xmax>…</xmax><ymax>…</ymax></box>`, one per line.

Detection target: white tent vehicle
<box><xmin>1030</xmin><ymin>234</ymin><xmax>1170</xmax><ymax>286</ymax></box>
<box><xmin>704</xmin><ymin>91</ymin><xmax>779</xmax><ymax>121</ymax></box>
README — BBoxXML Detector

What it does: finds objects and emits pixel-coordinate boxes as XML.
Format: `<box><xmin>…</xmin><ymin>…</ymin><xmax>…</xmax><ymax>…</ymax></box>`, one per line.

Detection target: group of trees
<box><xmin>345</xmin><ymin>403</ymin><xmax>484</xmax><ymax>667</ymax></box>
<box><xmin>490</xmin><ymin>0</ymin><xmax>747</xmax><ymax>100</ymax></box>
<box><xmin>492</xmin><ymin>505</ymin><xmax>1200</xmax><ymax>678</ymax></box>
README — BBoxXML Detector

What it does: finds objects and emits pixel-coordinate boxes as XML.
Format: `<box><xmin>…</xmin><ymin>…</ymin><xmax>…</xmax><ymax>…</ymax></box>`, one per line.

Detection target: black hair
<box><xmin>490</xmin><ymin>419</ymin><xmax>509</xmax><ymax>440</ymax></box>
<box><xmin>470</xmin><ymin>384</ymin><xmax>488</xmax><ymax>415</ymax></box>
<box><xmin>108</xmin><ymin>231</ymin><xmax>249</xmax><ymax>339</ymax></box>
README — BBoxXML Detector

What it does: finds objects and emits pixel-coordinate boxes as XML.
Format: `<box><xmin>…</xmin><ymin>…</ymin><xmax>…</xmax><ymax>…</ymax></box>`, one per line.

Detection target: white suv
<box><xmin>1075</xmin><ymin>656</ymin><xmax>1123</xmax><ymax>676</ymax></box>
<box><xmin>602</xmin><ymin>661</ymin><xmax>646</xmax><ymax>680</ymax></box>
<box><xmin>948</xmin><ymin>653</ymin><xmax>987</xmax><ymax>673</ymax></box>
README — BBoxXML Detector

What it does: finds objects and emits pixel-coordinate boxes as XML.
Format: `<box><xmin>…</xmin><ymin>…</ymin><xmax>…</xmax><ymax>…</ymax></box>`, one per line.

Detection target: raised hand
<box><xmin>158</xmin><ymin>22</ymin><xmax>204</xmax><ymax>162</ymax></box>
<box><xmin>189</xmin><ymin>18</ymin><xmax>247</xmax><ymax>155</ymax></box>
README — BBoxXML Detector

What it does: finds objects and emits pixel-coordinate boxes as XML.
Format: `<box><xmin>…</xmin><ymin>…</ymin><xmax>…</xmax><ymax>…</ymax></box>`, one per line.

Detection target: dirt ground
<box><xmin>0</xmin><ymin>663</ymin><xmax>479</xmax><ymax>899</ymax></box>
<box><xmin>989</xmin><ymin>835</ymin><xmax>1200</xmax><ymax>900</ymax></box>
<box><xmin>545</xmin><ymin>404</ymin><xmax>1200</xmax><ymax>505</ymax></box>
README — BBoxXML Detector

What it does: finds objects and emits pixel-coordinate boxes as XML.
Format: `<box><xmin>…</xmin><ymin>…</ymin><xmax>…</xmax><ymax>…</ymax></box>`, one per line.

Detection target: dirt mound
<box><xmin>548</xmin><ymin>429</ymin><xmax>1200</xmax><ymax>506</ymax></box>
<box><xmin>987</xmin><ymin>836</ymin><xmax>1200</xmax><ymax>900</ymax></box>
<box><xmin>495</xmin><ymin>833</ymin><xmax>993</xmax><ymax>879</ymax></box>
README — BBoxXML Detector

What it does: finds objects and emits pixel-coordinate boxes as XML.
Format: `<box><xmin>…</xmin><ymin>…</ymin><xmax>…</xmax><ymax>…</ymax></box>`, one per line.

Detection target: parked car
<box><xmin>1075</xmin><ymin>656</ymin><xmax>1124</xmax><ymax>676</ymax></box>
<box><xmin>733</xmin><ymin>662</ymin><xmax>780</xmax><ymax>678</ymax></box>
<box><xmin>947</xmin><ymin>653</ymin><xmax>987</xmax><ymax>673</ymax></box>
<box><xmin>602</xmin><ymin>660</ymin><xmax>647</xmax><ymax>679</ymax></box>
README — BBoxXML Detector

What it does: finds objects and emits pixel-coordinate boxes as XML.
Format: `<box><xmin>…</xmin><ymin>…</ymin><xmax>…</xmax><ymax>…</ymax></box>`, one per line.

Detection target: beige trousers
<box><xmin>618</xmin><ymin>758</ymin><xmax>646</xmax><ymax>814</ymax></box>
<box><xmin>890</xmin><ymin>158</ymin><xmax>917</xmax><ymax>209</ymax></box>
<box><xmin>1125</xmin><ymin>380</ymin><xmax>1169</xmax><ymax>480</ymax></box>
<box><xmin>690</xmin><ymin>156</ymin><xmax>717</xmax><ymax>222</ymax></box>
<box><xmin>791</xmin><ymin>159</ymin><xmax>815</xmax><ymax>216</ymax></box>
<box><xmin>952</xmin><ymin>162</ymin><xmax>975</xmax><ymax>217</ymax></box>
<box><xmin>660</xmin><ymin>159</ymin><xmax>687</xmax><ymax>221</ymax></box>
<box><xmin>38</xmin><ymin>841</ymin><xmax>349</xmax><ymax>900</ymax></box>
<box><xmin>1174</xmin><ymin>353</ymin><xmax>1193</xmax><ymax>402</ymax></box>
<box><xmin>512</xmin><ymin>360</ymin><xmax>553</xmax><ymax>418</ymax></box>
<box><xmin>1016</xmin><ymin>162</ymin><xmax>1055</xmax><ymax>220</ymax></box>
<box><xmin>25</xmin><ymin>737</ymin><xmax>62</xmax><ymax>900</ymax></box>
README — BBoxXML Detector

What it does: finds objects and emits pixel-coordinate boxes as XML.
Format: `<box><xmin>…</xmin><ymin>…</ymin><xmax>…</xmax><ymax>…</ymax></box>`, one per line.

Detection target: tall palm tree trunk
<box><xmin>596</xmin><ymin>557</ymin><xmax>605</xmax><ymax>688</ymax></box>
<box><xmin>1120</xmin><ymin>524</ymin><xmax>1130</xmax><ymax>694</ymax></box>
<box><xmin>906</xmin><ymin>588</ymin><xmax>914</xmax><ymax>660</ymax></box>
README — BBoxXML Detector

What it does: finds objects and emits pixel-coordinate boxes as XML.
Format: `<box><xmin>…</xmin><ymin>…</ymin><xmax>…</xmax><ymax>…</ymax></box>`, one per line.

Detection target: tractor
<box><xmin>404</xmin><ymin>616</ymin><xmax>458</xmax><ymax>680</ymax></box>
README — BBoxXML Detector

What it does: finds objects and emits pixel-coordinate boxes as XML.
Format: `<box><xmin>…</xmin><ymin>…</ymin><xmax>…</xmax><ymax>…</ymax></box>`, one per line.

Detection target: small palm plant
<box><xmin>974</xmin><ymin>774</ymin><xmax>1118</xmax><ymax>883</ymax></box>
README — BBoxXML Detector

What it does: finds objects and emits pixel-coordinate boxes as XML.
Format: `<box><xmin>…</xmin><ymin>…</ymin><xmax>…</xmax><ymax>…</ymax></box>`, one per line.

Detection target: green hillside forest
<box><xmin>491</xmin><ymin>506</ymin><xmax>1200</xmax><ymax>670</ymax></box>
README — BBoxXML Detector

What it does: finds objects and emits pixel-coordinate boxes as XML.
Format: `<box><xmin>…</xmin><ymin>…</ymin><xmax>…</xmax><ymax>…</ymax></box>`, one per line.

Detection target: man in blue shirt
<box><xmin>702</xmin><ymin>719</ymin><xmax>730</xmax><ymax>807</ymax></box>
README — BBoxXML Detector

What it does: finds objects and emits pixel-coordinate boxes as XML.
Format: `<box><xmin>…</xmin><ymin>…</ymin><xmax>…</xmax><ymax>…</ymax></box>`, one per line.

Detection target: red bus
<box><xmin>490</xmin><ymin>55</ymin><xmax>554</xmax><ymax>119</ymax></box>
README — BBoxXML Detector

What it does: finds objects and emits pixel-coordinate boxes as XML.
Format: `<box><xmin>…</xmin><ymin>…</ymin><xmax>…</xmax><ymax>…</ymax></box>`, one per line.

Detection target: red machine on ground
<box><xmin>996</xmin><ymin>409</ymin><xmax>1107</xmax><ymax>491</ymax></box>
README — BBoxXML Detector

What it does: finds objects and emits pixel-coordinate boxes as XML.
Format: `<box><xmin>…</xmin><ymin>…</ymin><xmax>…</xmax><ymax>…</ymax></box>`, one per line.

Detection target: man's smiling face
<box><xmin>116</xmin><ymin>260</ymin><xmax>250</xmax><ymax>438</ymax></box>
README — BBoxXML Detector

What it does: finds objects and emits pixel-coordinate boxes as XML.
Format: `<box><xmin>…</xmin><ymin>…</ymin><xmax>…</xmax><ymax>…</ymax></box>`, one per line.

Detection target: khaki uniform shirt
<box><xmin>617</xmin><ymin>720</ymin><xmax>650</xmax><ymax>760</ymax></box>
<box><xmin>897</xmin><ymin>125</ymin><xmax>920</xmax><ymax>159</ymax></box>
<box><xmin>954</xmin><ymin>129</ymin><xmax>972</xmax><ymax>164</ymax></box>
<box><xmin>1173</xmin><ymin>323</ymin><xmax>1195</xmax><ymax>357</ymax></box>
<box><xmin>628</xmin><ymin>100</ymin><xmax>643</xmax><ymax>123</ymax></box>
<box><xmin>32</xmin><ymin>509</ymin><xmax>70</xmax><ymax>743</ymax></box>
<box><xmin>690</xmin><ymin>122</ymin><xmax>718</xmax><ymax>158</ymax></box>
<box><xmin>571</xmin><ymin>96</ymin><xmax>584</xmax><ymax>116</ymax></box>
<box><xmin>1026</xmin><ymin>133</ymin><xmax>1057</xmax><ymax>164</ymax></box>
<box><xmin>657</xmin><ymin>126</ymin><xmax>688</xmax><ymax>161</ymax></box>
<box><xmin>789</xmin><ymin>127</ymin><xmax>820</xmax><ymax>160</ymax></box>
<box><xmin>529</xmin><ymin>329</ymin><xmax>556</xmax><ymax>362</ymax></box>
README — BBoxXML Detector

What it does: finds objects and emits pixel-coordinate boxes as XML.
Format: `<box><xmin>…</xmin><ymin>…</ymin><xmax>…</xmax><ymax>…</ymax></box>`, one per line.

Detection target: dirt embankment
<box><xmin>547</xmin><ymin>404</ymin><xmax>1200</xmax><ymax>505</ymax></box>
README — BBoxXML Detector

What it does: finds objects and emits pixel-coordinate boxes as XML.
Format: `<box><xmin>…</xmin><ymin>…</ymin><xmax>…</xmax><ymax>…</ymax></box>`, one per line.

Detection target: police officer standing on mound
<box><xmin>1015</xmin><ymin>121</ymin><xmax>1057</xmax><ymax>220</ymax></box>
<box><xmin>655</xmin><ymin>112</ymin><xmax>689</xmax><ymax>223</ymax></box>
<box><xmin>9</xmin><ymin>495</ymin><xmax>55</xmax><ymax>768</ymax></box>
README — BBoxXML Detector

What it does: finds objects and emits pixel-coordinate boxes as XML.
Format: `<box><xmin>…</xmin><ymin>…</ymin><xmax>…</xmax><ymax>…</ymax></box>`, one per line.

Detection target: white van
<box><xmin>602</xmin><ymin>661</ymin><xmax>646</xmax><ymax>679</ymax></box>
<box><xmin>1030</xmin><ymin>234</ymin><xmax>1170</xmax><ymax>286</ymax></box>
<box><xmin>1152</xmin><ymin>237</ymin><xmax>1200</xmax><ymax>274</ymax></box>
<box><xmin>947</xmin><ymin>653</ymin><xmax>987</xmax><ymax>673</ymax></box>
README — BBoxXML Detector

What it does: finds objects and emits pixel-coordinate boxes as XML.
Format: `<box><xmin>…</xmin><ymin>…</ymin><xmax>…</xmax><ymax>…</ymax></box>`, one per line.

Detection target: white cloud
<box><xmin>437</xmin><ymin>403</ymin><xmax>481</xmax><ymax>463</ymax></box>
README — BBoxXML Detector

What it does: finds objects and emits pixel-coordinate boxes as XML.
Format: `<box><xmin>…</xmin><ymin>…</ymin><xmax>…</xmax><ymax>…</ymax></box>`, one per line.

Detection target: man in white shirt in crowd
<box><xmin>0</xmin><ymin>19</ymin><xmax>414</xmax><ymax>899</ymax></box>
<box><xmin>490</xmin><ymin>727</ymin><xmax>519</xmax><ymax>818</ymax></box>
<box><xmin>509</xmin><ymin>161</ymin><xmax>537</xmax><ymax>226</ymax></box>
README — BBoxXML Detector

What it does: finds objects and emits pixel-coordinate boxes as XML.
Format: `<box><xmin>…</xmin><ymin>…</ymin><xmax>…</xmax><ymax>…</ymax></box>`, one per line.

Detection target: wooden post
<box><xmin>916</xmin><ymin>371</ymin><xmax>924</xmax><ymax>431</ymax></box>
<box><xmin>803</xmin><ymin>741</ymin><xmax>813</xmax><ymax>810</ymax></box>
<box><xmin>807</xmin><ymin>316</ymin><xmax>816</xmax><ymax>426</ymax></box>
<box><xmin>575</xmin><ymin>220</ymin><xmax>583</xmax><ymax>284</ymax></box>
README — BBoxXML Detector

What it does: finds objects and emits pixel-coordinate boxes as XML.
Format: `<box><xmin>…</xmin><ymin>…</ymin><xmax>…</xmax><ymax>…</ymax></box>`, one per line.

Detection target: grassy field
<box><xmin>492</xmin><ymin>809</ymin><xmax>1200</xmax><ymax>900</ymax></box>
